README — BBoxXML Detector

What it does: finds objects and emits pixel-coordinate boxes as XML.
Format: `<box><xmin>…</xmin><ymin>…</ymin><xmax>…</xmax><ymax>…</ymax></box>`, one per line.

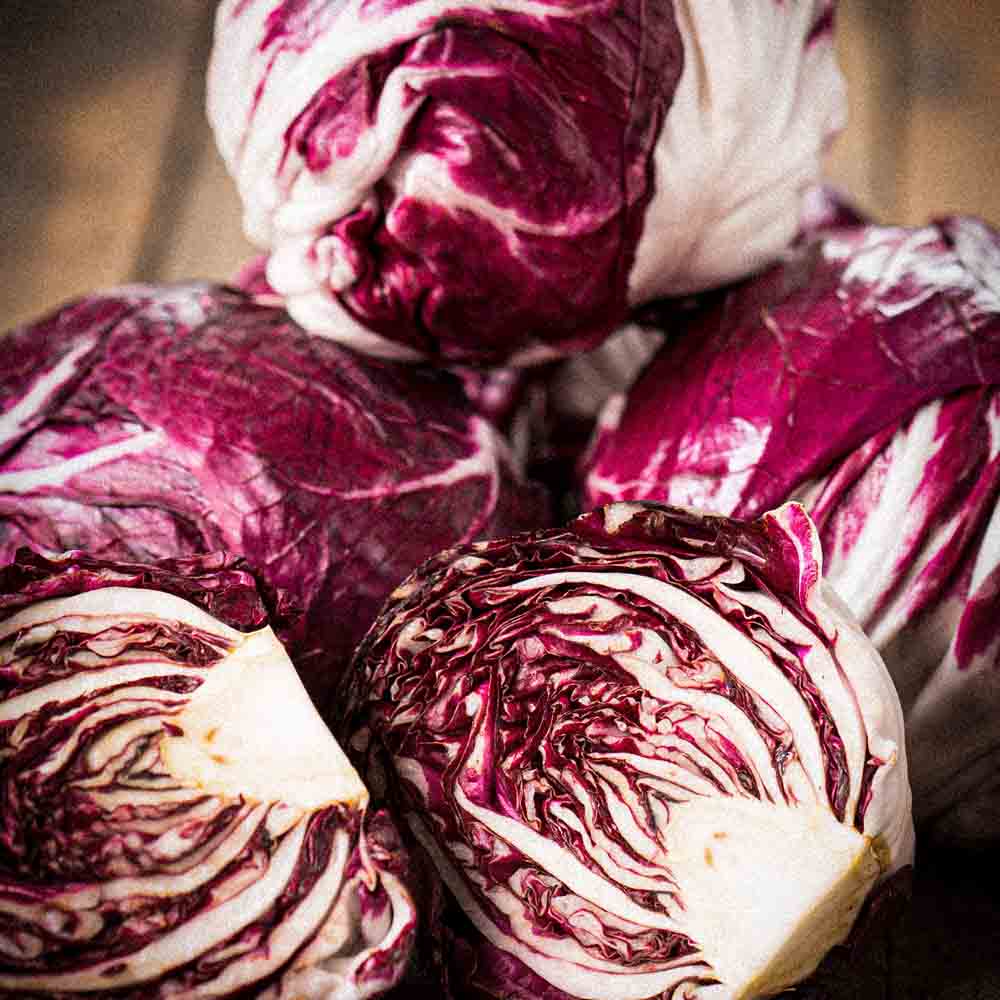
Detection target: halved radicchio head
<box><xmin>581</xmin><ymin>217</ymin><xmax>1000</xmax><ymax>844</ymax></box>
<box><xmin>0</xmin><ymin>281</ymin><xmax>547</xmax><ymax>713</ymax></box>
<box><xmin>0</xmin><ymin>548</ymin><xmax>416</xmax><ymax>998</ymax></box>
<box><xmin>343</xmin><ymin>501</ymin><xmax>914</xmax><ymax>999</ymax></box>
<box><xmin>207</xmin><ymin>0</ymin><xmax>844</xmax><ymax>364</ymax></box>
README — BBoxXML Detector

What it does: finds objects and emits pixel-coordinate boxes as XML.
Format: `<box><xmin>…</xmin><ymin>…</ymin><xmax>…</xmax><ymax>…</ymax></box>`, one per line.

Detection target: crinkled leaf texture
<box><xmin>0</xmin><ymin>282</ymin><xmax>548</xmax><ymax>713</ymax></box>
<box><xmin>0</xmin><ymin>548</ymin><xmax>416</xmax><ymax>999</ymax></box>
<box><xmin>343</xmin><ymin>501</ymin><xmax>914</xmax><ymax>999</ymax></box>
<box><xmin>207</xmin><ymin>0</ymin><xmax>843</xmax><ymax>364</ymax></box>
<box><xmin>582</xmin><ymin>217</ymin><xmax>1000</xmax><ymax>844</ymax></box>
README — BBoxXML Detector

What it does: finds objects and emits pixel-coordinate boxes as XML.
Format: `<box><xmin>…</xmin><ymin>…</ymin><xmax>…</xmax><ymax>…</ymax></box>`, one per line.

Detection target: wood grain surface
<box><xmin>0</xmin><ymin>0</ymin><xmax>252</xmax><ymax>330</ymax></box>
<box><xmin>0</xmin><ymin>3</ymin><xmax>998</xmax><ymax>996</ymax></box>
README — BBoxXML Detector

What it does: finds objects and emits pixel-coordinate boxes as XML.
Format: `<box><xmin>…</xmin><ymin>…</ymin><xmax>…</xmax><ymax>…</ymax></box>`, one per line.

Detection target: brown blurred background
<box><xmin>1</xmin><ymin>1</ymin><xmax>999</xmax><ymax>330</ymax></box>
<box><xmin>0</xmin><ymin>3</ymin><xmax>999</xmax><ymax>995</ymax></box>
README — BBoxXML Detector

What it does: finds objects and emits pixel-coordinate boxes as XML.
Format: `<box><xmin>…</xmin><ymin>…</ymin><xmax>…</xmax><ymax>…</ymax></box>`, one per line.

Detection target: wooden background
<box><xmin>1</xmin><ymin>3</ymin><xmax>999</xmax><ymax>996</ymax></box>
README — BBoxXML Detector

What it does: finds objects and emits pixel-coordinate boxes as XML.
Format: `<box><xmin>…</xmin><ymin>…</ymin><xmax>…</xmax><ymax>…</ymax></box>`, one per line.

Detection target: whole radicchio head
<box><xmin>207</xmin><ymin>0</ymin><xmax>844</xmax><ymax>364</ymax></box>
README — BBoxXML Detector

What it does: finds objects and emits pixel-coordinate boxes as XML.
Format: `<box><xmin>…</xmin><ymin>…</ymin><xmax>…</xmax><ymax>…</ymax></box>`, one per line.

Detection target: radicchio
<box><xmin>343</xmin><ymin>501</ymin><xmax>913</xmax><ymax>999</ymax></box>
<box><xmin>0</xmin><ymin>282</ymin><xmax>547</xmax><ymax>713</ymax></box>
<box><xmin>0</xmin><ymin>549</ymin><xmax>416</xmax><ymax>998</ymax></box>
<box><xmin>582</xmin><ymin>217</ymin><xmax>1000</xmax><ymax>843</ymax></box>
<box><xmin>206</xmin><ymin>0</ymin><xmax>844</xmax><ymax>364</ymax></box>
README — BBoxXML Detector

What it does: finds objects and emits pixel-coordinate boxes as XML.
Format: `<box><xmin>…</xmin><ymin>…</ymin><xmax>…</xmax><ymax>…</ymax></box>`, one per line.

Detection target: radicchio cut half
<box><xmin>0</xmin><ymin>549</ymin><xmax>416</xmax><ymax>999</ymax></box>
<box><xmin>582</xmin><ymin>217</ymin><xmax>1000</xmax><ymax>844</ymax></box>
<box><xmin>343</xmin><ymin>501</ymin><xmax>914</xmax><ymax>999</ymax></box>
<box><xmin>0</xmin><ymin>282</ymin><xmax>548</xmax><ymax>714</ymax></box>
<box><xmin>206</xmin><ymin>0</ymin><xmax>844</xmax><ymax>365</ymax></box>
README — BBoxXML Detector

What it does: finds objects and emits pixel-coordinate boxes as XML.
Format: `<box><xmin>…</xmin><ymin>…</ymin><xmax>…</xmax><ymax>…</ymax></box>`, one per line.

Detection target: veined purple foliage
<box><xmin>0</xmin><ymin>549</ymin><xmax>416</xmax><ymax>999</ymax></box>
<box><xmin>207</xmin><ymin>0</ymin><xmax>844</xmax><ymax>364</ymax></box>
<box><xmin>582</xmin><ymin>217</ymin><xmax>1000</xmax><ymax>842</ymax></box>
<box><xmin>796</xmin><ymin>388</ymin><xmax>1000</xmax><ymax>844</ymax></box>
<box><xmin>343</xmin><ymin>501</ymin><xmax>913</xmax><ymax>999</ymax></box>
<box><xmin>518</xmin><ymin>184</ymin><xmax>866</xmax><ymax>490</ymax></box>
<box><xmin>0</xmin><ymin>282</ymin><xmax>548</xmax><ymax>714</ymax></box>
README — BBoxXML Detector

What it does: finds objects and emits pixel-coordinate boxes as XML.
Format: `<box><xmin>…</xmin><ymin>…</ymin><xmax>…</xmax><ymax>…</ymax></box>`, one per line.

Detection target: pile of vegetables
<box><xmin>0</xmin><ymin>0</ymin><xmax>996</xmax><ymax>996</ymax></box>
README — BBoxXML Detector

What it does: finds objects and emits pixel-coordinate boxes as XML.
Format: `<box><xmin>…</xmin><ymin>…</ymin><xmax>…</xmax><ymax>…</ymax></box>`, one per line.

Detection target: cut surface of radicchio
<box><xmin>343</xmin><ymin>501</ymin><xmax>914</xmax><ymax>999</ymax></box>
<box><xmin>581</xmin><ymin>217</ymin><xmax>1000</xmax><ymax>843</ymax></box>
<box><xmin>0</xmin><ymin>549</ymin><xmax>416</xmax><ymax>998</ymax></box>
<box><xmin>0</xmin><ymin>281</ymin><xmax>548</xmax><ymax>714</ymax></box>
<box><xmin>207</xmin><ymin>0</ymin><xmax>844</xmax><ymax>364</ymax></box>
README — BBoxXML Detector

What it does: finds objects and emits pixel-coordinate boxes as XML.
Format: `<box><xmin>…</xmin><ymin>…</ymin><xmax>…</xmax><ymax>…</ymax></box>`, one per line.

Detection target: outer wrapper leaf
<box><xmin>0</xmin><ymin>282</ymin><xmax>548</xmax><ymax>713</ymax></box>
<box><xmin>207</xmin><ymin>0</ymin><xmax>843</xmax><ymax>364</ymax></box>
<box><xmin>343</xmin><ymin>501</ymin><xmax>913</xmax><ymax>999</ymax></box>
<box><xmin>581</xmin><ymin>217</ymin><xmax>1000</xmax><ymax>843</ymax></box>
<box><xmin>797</xmin><ymin>389</ymin><xmax>1000</xmax><ymax>844</ymax></box>
<box><xmin>0</xmin><ymin>549</ymin><xmax>417</xmax><ymax>998</ymax></box>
